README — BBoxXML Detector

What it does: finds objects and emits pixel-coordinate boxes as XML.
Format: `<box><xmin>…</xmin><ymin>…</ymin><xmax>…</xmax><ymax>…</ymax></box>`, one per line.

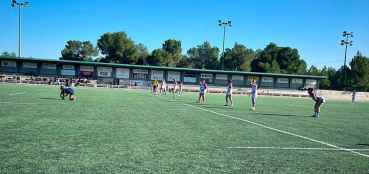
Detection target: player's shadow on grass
<box><xmin>201</xmin><ymin>105</ymin><xmax>234</xmax><ymax>110</ymax></box>
<box><xmin>184</xmin><ymin>103</ymin><xmax>234</xmax><ymax>110</ymax></box>
<box><xmin>168</xmin><ymin>99</ymin><xmax>185</xmax><ymax>101</ymax></box>
<box><xmin>251</xmin><ymin>112</ymin><xmax>311</xmax><ymax>117</ymax></box>
<box><xmin>167</xmin><ymin>100</ymin><xmax>186</xmax><ymax>103</ymax></box>
<box><xmin>356</xmin><ymin>143</ymin><xmax>369</xmax><ymax>146</ymax></box>
<box><xmin>39</xmin><ymin>97</ymin><xmax>62</xmax><ymax>101</ymax></box>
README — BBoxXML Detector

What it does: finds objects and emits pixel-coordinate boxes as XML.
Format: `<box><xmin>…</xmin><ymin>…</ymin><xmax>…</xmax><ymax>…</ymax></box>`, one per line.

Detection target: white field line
<box><xmin>184</xmin><ymin>104</ymin><xmax>369</xmax><ymax>159</ymax></box>
<box><xmin>0</xmin><ymin>101</ymin><xmax>38</xmax><ymax>105</ymax></box>
<box><xmin>8</xmin><ymin>92</ymin><xmax>26</xmax><ymax>96</ymax></box>
<box><xmin>166</xmin><ymin>109</ymin><xmax>189</xmax><ymax>111</ymax></box>
<box><xmin>226</xmin><ymin>146</ymin><xmax>369</xmax><ymax>151</ymax></box>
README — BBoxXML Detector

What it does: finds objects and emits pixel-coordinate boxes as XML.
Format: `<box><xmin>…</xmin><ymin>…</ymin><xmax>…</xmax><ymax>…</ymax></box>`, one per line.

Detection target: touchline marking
<box><xmin>226</xmin><ymin>146</ymin><xmax>369</xmax><ymax>151</ymax></box>
<box><xmin>184</xmin><ymin>104</ymin><xmax>369</xmax><ymax>159</ymax></box>
<box><xmin>166</xmin><ymin>108</ymin><xmax>189</xmax><ymax>111</ymax></box>
<box><xmin>0</xmin><ymin>101</ymin><xmax>38</xmax><ymax>105</ymax></box>
<box><xmin>8</xmin><ymin>92</ymin><xmax>26</xmax><ymax>96</ymax></box>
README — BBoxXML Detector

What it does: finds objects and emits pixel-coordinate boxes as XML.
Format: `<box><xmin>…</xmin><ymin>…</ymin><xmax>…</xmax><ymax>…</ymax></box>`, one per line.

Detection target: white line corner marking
<box><xmin>184</xmin><ymin>104</ymin><xmax>369</xmax><ymax>159</ymax></box>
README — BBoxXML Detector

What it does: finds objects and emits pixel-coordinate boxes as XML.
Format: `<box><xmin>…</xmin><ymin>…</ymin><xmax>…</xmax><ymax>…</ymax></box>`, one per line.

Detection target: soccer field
<box><xmin>0</xmin><ymin>84</ymin><xmax>368</xmax><ymax>174</ymax></box>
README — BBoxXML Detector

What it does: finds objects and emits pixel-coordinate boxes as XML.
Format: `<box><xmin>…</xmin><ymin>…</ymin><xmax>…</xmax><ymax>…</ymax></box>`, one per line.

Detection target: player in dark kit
<box><xmin>60</xmin><ymin>86</ymin><xmax>76</xmax><ymax>101</ymax></box>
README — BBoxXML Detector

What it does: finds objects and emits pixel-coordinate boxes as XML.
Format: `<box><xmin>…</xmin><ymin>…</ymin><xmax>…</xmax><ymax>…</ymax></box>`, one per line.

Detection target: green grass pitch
<box><xmin>0</xmin><ymin>84</ymin><xmax>368</xmax><ymax>174</ymax></box>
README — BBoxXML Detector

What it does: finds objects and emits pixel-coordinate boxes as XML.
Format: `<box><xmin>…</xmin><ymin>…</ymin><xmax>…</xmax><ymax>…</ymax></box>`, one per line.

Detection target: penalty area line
<box><xmin>226</xmin><ymin>146</ymin><xmax>369</xmax><ymax>151</ymax></box>
<box><xmin>184</xmin><ymin>103</ymin><xmax>369</xmax><ymax>159</ymax></box>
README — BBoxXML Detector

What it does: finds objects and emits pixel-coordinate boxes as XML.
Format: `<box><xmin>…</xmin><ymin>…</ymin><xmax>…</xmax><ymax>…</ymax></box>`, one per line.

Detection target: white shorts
<box><xmin>318</xmin><ymin>96</ymin><xmax>326</xmax><ymax>103</ymax></box>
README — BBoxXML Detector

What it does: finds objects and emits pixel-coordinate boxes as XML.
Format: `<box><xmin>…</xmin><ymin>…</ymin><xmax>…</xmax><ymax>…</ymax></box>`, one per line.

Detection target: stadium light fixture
<box><xmin>340</xmin><ymin>31</ymin><xmax>354</xmax><ymax>90</ymax></box>
<box><xmin>218</xmin><ymin>19</ymin><xmax>232</xmax><ymax>70</ymax></box>
<box><xmin>11</xmin><ymin>0</ymin><xmax>31</xmax><ymax>58</ymax></box>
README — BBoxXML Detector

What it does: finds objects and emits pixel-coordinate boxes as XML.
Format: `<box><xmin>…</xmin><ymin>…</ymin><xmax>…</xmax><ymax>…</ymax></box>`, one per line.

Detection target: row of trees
<box><xmin>307</xmin><ymin>52</ymin><xmax>369</xmax><ymax>91</ymax></box>
<box><xmin>0</xmin><ymin>52</ymin><xmax>16</xmax><ymax>57</ymax></box>
<box><xmin>60</xmin><ymin>32</ymin><xmax>308</xmax><ymax>75</ymax></box>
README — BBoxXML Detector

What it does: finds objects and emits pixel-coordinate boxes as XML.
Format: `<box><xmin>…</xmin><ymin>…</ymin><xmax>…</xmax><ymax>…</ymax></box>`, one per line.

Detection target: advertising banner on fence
<box><xmin>277</xmin><ymin>78</ymin><xmax>289</xmax><ymax>84</ymax></box>
<box><xmin>167</xmin><ymin>71</ymin><xmax>180</xmax><ymax>81</ymax></box>
<box><xmin>200</xmin><ymin>73</ymin><xmax>213</xmax><ymax>83</ymax></box>
<box><xmin>291</xmin><ymin>78</ymin><xmax>303</xmax><ymax>84</ymax></box>
<box><xmin>183</xmin><ymin>77</ymin><xmax>196</xmax><ymax>83</ymax></box>
<box><xmin>261</xmin><ymin>77</ymin><xmax>273</xmax><ymax>83</ymax></box>
<box><xmin>132</xmin><ymin>69</ymin><xmax>148</xmax><ymax>80</ymax></box>
<box><xmin>61</xmin><ymin>70</ymin><xmax>75</xmax><ymax>76</ymax></box>
<box><xmin>306</xmin><ymin>79</ymin><xmax>317</xmax><ymax>87</ymax></box>
<box><xmin>42</xmin><ymin>63</ymin><xmax>56</xmax><ymax>70</ymax></box>
<box><xmin>80</xmin><ymin>66</ymin><xmax>94</xmax><ymax>72</ymax></box>
<box><xmin>1</xmin><ymin>61</ymin><xmax>16</xmax><ymax>67</ymax></box>
<box><xmin>133</xmin><ymin>69</ymin><xmax>148</xmax><ymax>74</ymax></box>
<box><xmin>232</xmin><ymin>75</ymin><xmax>244</xmax><ymax>81</ymax></box>
<box><xmin>97</xmin><ymin>67</ymin><xmax>112</xmax><ymax>77</ymax></box>
<box><xmin>215</xmin><ymin>74</ymin><xmax>228</xmax><ymax>80</ymax></box>
<box><xmin>79</xmin><ymin>65</ymin><xmax>94</xmax><ymax>77</ymax></box>
<box><xmin>63</xmin><ymin>65</ymin><xmax>74</xmax><ymax>70</ymax></box>
<box><xmin>151</xmin><ymin>70</ymin><xmax>164</xmax><ymax>80</ymax></box>
<box><xmin>116</xmin><ymin>68</ymin><xmax>130</xmax><ymax>79</ymax></box>
<box><xmin>61</xmin><ymin>65</ymin><xmax>75</xmax><ymax>76</ymax></box>
<box><xmin>23</xmin><ymin>62</ymin><xmax>37</xmax><ymax>69</ymax></box>
<box><xmin>200</xmin><ymin>73</ymin><xmax>213</xmax><ymax>79</ymax></box>
<box><xmin>183</xmin><ymin>72</ymin><xmax>196</xmax><ymax>83</ymax></box>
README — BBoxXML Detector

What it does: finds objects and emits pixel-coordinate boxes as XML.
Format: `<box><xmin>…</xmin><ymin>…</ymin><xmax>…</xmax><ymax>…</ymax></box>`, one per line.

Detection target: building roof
<box><xmin>0</xmin><ymin>57</ymin><xmax>326</xmax><ymax>79</ymax></box>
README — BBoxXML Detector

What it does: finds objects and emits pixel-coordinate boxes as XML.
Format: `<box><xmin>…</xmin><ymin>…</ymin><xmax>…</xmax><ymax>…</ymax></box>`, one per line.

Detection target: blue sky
<box><xmin>1</xmin><ymin>0</ymin><xmax>369</xmax><ymax>68</ymax></box>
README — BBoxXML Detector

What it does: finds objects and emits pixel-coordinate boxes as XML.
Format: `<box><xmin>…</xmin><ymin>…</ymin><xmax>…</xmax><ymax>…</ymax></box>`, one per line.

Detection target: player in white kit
<box><xmin>307</xmin><ymin>88</ymin><xmax>326</xmax><ymax>118</ymax></box>
<box><xmin>250</xmin><ymin>79</ymin><xmax>258</xmax><ymax>111</ymax></box>
<box><xmin>198</xmin><ymin>79</ymin><xmax>208</xmax><ymax>104</ymax></box>
<box><xmin>224</xmin><ymin>80</ymin><xmax>233</xmax><ymax>107</ymax></box>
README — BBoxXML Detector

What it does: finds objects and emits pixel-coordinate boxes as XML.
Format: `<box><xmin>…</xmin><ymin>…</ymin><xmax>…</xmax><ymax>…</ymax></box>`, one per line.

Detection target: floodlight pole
<box><xmin>12</xmin><ymin>0</ymin><xmax>30</xmax><ymax>58</ymax></box>
<box><xmin>218</xmin><ymin>20</ymin><xmax>232</xmax><ymax>70</ymax></box>
<box><xmin>340</xmin><ymin>31</ymin><xmax>353</xmax><ymax>90</ymax></box>
<box><xmin>18</xmin><ymin>6</ymin><xmax>21</xmax><ymax>58</ymax></box>
<box><xmin>222</xmin><ymin>25</ymin><xmax>226</xmax><ymax>60</ymax></box>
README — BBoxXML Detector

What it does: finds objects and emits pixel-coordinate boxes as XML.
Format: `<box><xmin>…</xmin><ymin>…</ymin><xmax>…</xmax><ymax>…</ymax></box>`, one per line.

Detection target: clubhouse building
<box><xmin>0</xmin><ymin>57</ymin><xmax>325</xmax><ymax>89</ymax></box>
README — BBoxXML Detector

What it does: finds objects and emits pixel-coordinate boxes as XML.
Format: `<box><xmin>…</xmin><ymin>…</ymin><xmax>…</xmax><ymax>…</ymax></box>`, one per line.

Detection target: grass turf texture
<box><xmin>0</xmin><ymin>84</ymin><xmax>368</xmax><ymax>174</ymax></box>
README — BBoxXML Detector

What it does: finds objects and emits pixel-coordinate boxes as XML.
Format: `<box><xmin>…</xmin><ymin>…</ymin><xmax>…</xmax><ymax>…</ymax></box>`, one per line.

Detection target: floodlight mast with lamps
<box><xmin>218</xmin><ymin>19</ymin><xmax>232</xmax><ymax>70</ymax></box>
<box><xmin>340</xmin><ymin>31</ymin><xmax>353</xmax><ymax>90</ymax></box>
<box><xmin>11</xmin><ymin>0</ymin><xmax>30</xmax><ymax>58</ymax></box>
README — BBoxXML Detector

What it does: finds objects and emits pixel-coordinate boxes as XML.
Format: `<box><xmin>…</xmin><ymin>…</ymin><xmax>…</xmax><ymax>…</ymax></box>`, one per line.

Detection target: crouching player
<box><xmin>60</xmin><ymin>86</ymin><xmax>76</xmax><ymax>101</ymax></box>
<box><xmin>307</xmin><ymin>88</ymin><xmax>325</xmax><ymax>118</ymax></box>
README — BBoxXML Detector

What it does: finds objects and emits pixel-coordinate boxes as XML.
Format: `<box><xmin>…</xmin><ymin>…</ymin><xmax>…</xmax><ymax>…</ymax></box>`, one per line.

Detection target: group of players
<box><xmin>151</xmin><ymin>79</ymin><xmax>183</xmax><ymax>97</ymax></box>
<box><xmin>196</xmin><ymin>79</ymin><xmax>259</xmax><ymax>110</ymax></box>
<box><xmin>150</xmin><ymin>78</ymin><xmax>325</xmax><ymax>118</ymax></box>
<box><xmin>59</xmin><ymin>78</ymin><xmax>325</xmax><ymax>118</ymax></box>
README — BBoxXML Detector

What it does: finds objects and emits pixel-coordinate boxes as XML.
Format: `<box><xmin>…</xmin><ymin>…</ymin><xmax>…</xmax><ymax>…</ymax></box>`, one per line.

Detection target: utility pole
<box><xmin>11</xmin><ymin>0</ymin><xmax>30</xmax><ymax>58</ymax></box>
<box><xmin>218</xmin><ymin>19</ymin><xmax>232</xmax><ymax>70</ymax></box>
